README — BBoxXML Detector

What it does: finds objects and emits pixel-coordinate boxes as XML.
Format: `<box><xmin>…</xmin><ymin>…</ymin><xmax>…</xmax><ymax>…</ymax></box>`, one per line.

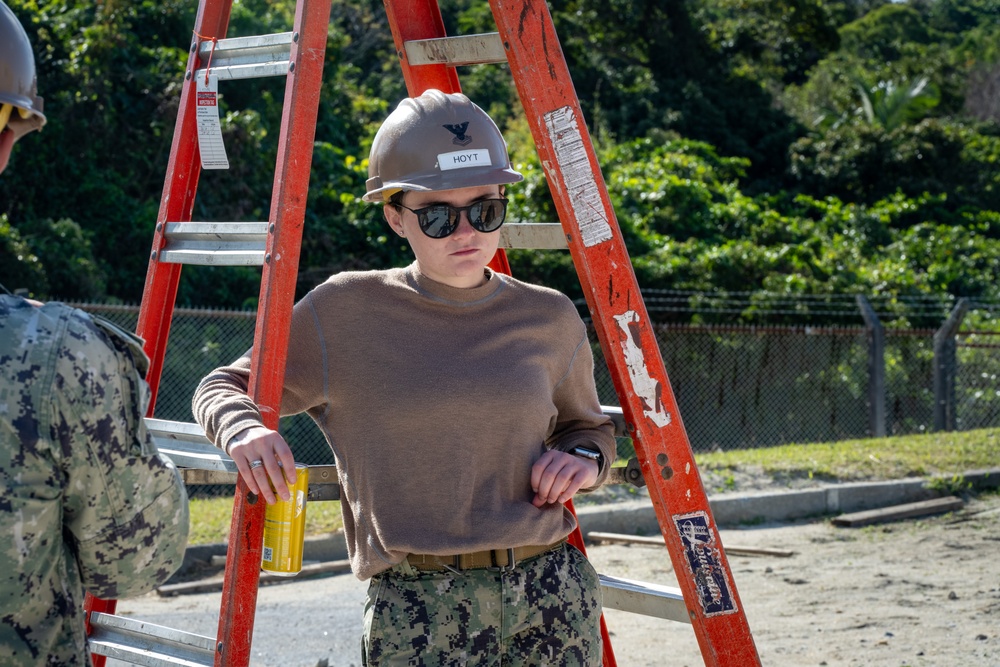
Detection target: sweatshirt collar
<box><xmin>406</xmin><ymin>262</ymin><xmax>505</xmax><ymax>305</ymax></box>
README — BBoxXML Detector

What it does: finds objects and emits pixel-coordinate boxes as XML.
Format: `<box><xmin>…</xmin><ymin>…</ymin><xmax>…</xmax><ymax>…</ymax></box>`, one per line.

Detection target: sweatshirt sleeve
<box><xmin>192</xmin><ymin>288</ymin><xmax>328</xmax><ymax>452</ymax></box>
<box><xmin>546</xmin><ymin>321</ymin><xmax>616</xmax><ymax>490</ymax></box>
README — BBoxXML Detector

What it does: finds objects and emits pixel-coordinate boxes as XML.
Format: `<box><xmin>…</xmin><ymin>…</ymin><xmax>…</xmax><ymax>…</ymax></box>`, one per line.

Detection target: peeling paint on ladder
<box><xmin>613</xmin><ymin>310</ymin><xmax>671</xmax><ymax>427</ymax></box>
<box><xmin>543</xmin><ymin>105</ymin><xmax>613</xmax><ymax>247</ymax></box>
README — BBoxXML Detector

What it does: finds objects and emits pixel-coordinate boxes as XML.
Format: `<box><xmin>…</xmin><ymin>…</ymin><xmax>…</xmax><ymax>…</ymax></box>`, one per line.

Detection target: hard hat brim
<box><xmin>363</xmin><ymin>165</ymin><xmax>523</xmax><ymax>203</ymax></box>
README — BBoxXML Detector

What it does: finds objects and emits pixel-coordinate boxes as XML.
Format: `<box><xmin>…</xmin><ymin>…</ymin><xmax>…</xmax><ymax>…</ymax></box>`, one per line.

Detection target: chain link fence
<box><xmin>590</xmin><ymin>324</ymin><xmax>943</xmax><ymax>454</ymax></box>
<box><xmin>73</xmin><ymin>298</ymin><xmax>999</xmax><ymax>494</ymax></box>
<box><xmin>956</xmin><ymin>330</ymin><xmax>1000</xmax><ymax>431</ymax></box>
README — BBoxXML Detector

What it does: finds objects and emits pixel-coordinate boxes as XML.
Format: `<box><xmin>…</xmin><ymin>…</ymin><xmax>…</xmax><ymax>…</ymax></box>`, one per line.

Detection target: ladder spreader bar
<box><xmin>403</xmin><ymin>33</ymin><xmax>506</xmax><ymax>67</ymax></box>
<box><xmin>88</xmin><ymin>612</ymin><xmax>215</xmax><ymax>667</ymax></box>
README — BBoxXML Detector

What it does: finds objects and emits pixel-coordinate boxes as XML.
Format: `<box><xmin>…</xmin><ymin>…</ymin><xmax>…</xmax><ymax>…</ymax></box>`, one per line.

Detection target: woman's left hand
<box><xmin>530</xmin><ymin>449</ymin><xmax>599</xmax><ymax>507</ymax></box>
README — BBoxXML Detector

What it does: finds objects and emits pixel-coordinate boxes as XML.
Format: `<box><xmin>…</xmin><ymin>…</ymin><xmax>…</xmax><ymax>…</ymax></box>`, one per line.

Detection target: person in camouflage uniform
<box><xmin>0</xmin><ymin>4</ymin><xmax>190</xmax><ymax>665</ymax></box>
<box><xmin>0</xmin><ymin>298</ymin><xmax>191</xmax><ymax>665</ymax></box>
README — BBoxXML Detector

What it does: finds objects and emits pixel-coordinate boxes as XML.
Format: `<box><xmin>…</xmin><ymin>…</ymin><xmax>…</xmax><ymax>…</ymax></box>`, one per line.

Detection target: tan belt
<box><xmin>406</xmin><ymin>539</ymin><xmax>566</xmax><ymax>573</ymax></box>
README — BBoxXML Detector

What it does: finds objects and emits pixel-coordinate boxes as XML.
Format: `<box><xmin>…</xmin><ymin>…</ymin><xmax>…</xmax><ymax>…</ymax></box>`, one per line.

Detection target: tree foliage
<box><xmin>0</xmin><ymin>0</ymin><xmax>997</xmax><ymax>326</ymax></box>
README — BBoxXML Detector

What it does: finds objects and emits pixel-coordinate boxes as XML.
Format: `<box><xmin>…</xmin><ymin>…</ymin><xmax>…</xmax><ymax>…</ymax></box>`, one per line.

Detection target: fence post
<box><xmin>856</xmin><ymin>296</ymin><xmax>886</xmax><ymax>438</ymax></box>
<box><xmin>933</xmin><ymin>299</ymin><xmax>969</xmax><ymax>432</ymax></box>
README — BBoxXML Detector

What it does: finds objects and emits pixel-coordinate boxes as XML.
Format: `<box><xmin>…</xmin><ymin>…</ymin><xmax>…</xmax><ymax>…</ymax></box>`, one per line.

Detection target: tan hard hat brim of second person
<box><xmin>363</xmin><ymin>89</ymin><xmax>522</xmax><ymax>203</ymax></box>
<box><xmin>0</xmin><ymin>0</ymin><xmax>47</xmax><ymax>128</ymax></box>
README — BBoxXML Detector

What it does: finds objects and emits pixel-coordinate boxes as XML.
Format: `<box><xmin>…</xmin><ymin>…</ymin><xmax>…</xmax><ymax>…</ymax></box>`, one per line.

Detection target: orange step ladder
<box><xmin>83</xmin><ymin>0</ymin><xmax>761</xmax><ymax>665</ymax></box>
<box><xmin>382</xmin><ymin>1</ymin><xmax>760</xmax><ymax>664</ymax></box>
<box><xmin>83</xmin><ymin>0</ymin><xmax>332</xmax><ymax>665</ymax></box>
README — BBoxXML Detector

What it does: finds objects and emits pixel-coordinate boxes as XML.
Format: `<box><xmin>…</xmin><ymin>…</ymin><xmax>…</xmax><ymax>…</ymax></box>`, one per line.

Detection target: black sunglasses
<box><xmin>394</xmin><ymin>198</ymin><xmax>508</xmax><ymax>239</ymax></box>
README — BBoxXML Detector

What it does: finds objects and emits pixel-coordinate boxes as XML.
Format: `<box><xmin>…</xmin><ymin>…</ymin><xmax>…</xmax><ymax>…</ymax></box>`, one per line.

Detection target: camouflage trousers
<box><xmin>362</xmin><ymin>542</ymin><xmax>602</xmax><ymax>666</ymax></box>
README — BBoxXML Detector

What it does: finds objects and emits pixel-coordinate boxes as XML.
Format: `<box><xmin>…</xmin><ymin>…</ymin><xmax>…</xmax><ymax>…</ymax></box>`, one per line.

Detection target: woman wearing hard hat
<box><xmin>196</xmin><ymin>89</ymin><xmax>614</xmax><ymax>666</ymax></box>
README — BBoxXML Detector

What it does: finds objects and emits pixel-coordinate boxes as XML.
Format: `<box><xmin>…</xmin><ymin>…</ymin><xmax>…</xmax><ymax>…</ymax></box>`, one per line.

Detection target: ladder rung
<box><xmin>404</xmin><ymin>33</ymin><xmax>506</xmax><ymax>67</ymax></box>
<box><xmin>179</xmin><ymin>464</ymin><xmax>342</xmax><ymax>501</ymax></box>
<box><xmin>498</xmin><ymin>222</ymin><xmax>567</xmax><ymax>250</ymax></box>
<box><xmin>603</xmin><ymin>405</ymin><xmax>626</xmax><ymax>437</ymax></box>
<box><xmin>147</xmin><ymin>418</ymin><xmax>237</xmax><ymax>473</ymax></box>
<box><xmin>88</xmin><ymin>612</ymin><xmax>215</xmax><ymax>667</ymax></box>
<box><xmin>149</xmin><ymin>407</ymin><xmax>623</xmax><ymax>474</ymax></box>
<box><xmin>159</xmin><ymin>221</ymin><xmax>566</xmax><ymax>263</ymax></box>
<box><xmin>599</xmin><ymin>574</ymin><xmax>690</xmax><ymax>624</ymax></box>
<box><xmin>159</xmin><ymin>222</ymin><xmax>268</xmax><ymax>266</ymax></box>
<box><xmin>196</xmin><ymin>32</ymin><xmax>293</xmax><ymax>81</ymax></box>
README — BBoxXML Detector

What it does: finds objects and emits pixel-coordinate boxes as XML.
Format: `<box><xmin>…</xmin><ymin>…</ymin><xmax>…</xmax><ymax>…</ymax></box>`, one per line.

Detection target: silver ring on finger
<box><xmin>249</xmin><ymin>459</ymin><xmax>264</xmax><ymax>470</ymax></box>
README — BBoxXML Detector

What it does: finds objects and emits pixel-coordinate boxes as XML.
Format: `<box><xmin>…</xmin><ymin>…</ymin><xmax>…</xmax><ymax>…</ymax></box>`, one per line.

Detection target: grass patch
<box><xmin>187</xmin><ymin>428</ymin><xmax>999</xmax><ymax>544</ymax></box>
<box><xmin>187</xmin><ymin>495</ymin><xmax>344</xmax><ymax>546</ymax></box>
<box><xmin>695</xmin><ymin>427</ymin><xmax>1000</xmax><ymax>482</ymax></box>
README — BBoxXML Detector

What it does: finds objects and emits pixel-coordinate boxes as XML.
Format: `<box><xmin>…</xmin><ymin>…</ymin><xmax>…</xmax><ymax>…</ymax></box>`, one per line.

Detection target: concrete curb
<box><xmin>178</xmin><ymin>468</ymin><xmax>1000</xmax><ymax>577</ymax></box>
<box><xmin>576</xmin><ymin>468</ymin><xmax>1000</xmax><ymax>535</ymax></box>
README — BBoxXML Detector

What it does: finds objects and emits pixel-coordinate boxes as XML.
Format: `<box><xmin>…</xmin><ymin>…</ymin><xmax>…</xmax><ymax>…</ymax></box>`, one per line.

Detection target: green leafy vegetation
<box><xmin>0</xmin><ymin>0</ymin><xmax>996</xmax><ymax>323</ymax></box>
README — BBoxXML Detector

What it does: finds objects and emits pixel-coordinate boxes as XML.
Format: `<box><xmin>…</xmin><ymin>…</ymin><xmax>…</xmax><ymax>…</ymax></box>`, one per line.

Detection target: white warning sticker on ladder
<box><xmin>196</xmin><ymin>74</ymin><xmax>230</xmax><ymax>170</ymax></box>
<box><xmin>614</xmin><ymin>310</ymin><xmax>671</xmax><ymax>427</ymax></box>
<box><xmin>543</xmin><ymin>106</ymin><xmax>613</xmax><ymax>247</ymax></box>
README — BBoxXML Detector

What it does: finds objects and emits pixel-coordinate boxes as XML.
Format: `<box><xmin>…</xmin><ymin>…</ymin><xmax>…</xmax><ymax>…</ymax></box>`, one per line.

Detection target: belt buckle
<box><xmin>489</xmin><ymin>547</ymin><xmax>516</xmax><ymax>573</ymax></box>
<box><xmin>441</xmin><ymin>555</ymin><xmax>463</xmax><ymax>575</ymax></box>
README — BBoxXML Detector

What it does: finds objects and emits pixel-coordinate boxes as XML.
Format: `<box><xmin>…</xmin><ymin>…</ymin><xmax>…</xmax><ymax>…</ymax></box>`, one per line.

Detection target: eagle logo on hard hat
<box><xmin>443</xmin><ymin>122</ymin><xmax>473</xmax><ymax>146</ymax></box>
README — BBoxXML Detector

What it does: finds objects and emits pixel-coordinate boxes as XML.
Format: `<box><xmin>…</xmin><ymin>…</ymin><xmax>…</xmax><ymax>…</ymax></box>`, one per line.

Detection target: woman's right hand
<box><xmin>227</xmin><ymin>426</ymin><xmax>297</xmax><ymax>504</ymax></box>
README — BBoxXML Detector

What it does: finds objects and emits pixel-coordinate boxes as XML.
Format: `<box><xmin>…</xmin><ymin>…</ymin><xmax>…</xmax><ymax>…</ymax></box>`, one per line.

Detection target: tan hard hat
<box><xmin>0</xmin><ymin>0</ymin><xmax>46</xmax><ymax>127</ymax></box>
<box><xmin>363</xmin><ymin>89</ymin><xmax>522</xmax><ymax>203</ymax></box>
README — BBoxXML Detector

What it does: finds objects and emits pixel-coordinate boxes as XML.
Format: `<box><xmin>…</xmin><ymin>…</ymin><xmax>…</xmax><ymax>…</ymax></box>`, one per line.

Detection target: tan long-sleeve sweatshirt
<box><xmin>193</xmin><ymin>264</ymin><xmax>615</xmax><ymax>580</ymax></box>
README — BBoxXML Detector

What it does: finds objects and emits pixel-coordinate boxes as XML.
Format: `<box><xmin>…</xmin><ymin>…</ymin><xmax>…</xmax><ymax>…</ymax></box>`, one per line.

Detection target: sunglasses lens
<box><xmin>407</xmin><ymin>199</ymin><xmax>507</xmax><ymax>238</ymax></box>
<box><xmin>471</xmin><ymin>199</ymin><xmax>507</xmax><ymax>232</ymax></box>
<box><xmin>419</xmin><ymin>206</ymin><xmax>457</xmax><ymax>238</ymax></box>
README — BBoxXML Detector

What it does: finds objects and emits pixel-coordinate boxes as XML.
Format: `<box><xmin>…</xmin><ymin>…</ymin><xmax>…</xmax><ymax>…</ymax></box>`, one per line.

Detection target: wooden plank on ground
<box><xmin>831</xmin><ymin>496</ymin><xmax>964</xmax><ymax>528</ymax></box>
<box><xmin>586</xmin><ymin>531</ymin><xmax>795</xmax><ymax>558</ymax></box>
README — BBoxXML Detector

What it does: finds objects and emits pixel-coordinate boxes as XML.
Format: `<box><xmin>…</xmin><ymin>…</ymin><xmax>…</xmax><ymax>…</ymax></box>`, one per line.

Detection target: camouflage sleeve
<box><xmin>55</xmin><ymin>308</ymin><xmax>190</xmax><ymax>599</ymax></box>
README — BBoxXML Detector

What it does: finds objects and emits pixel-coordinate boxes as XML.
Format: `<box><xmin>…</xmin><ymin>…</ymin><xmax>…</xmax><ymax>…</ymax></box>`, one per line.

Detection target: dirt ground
<box><xmin>589</xmin><ymin>489</ymin><xmax>1000</xmax><ymax>666</ymax></box>
<box><xmin>110</xmin><ymin>490</ymin><xmax>1000</xmax><ymax>666</ymax></box>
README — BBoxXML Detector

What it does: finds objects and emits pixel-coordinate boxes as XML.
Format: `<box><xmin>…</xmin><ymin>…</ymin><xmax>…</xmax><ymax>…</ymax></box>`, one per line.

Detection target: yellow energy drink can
<box><xmin>261</xmin><ymin>463</ymin><xmax>309</xmax><ymax>576</ymax></box>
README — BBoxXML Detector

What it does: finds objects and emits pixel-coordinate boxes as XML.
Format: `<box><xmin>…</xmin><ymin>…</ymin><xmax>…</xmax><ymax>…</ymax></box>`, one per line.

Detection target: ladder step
<box><xmin>149</xmin><ymin>407</ymin><xmax>624</xmax><ymax>494</ymax></box>
<box><xmin>88</xmin><ymin>612</ymin><xmax>215</xmax><ymax>667</ymax></box>
<box><xmin>498</xmin><ymin>222</ymin><xmax>567</xmax><ymax>250</ymax></box>
<box><xmin>602</xmin><ymin>405</ymin><xmax>625</xmax><ymax>437</ymax></box>
<box><xmin>195</xmin><ymin>32</ymin><xmax>293</xmax><ymax>81</ymax></box>
<box><xmin>148</xmin><ymin>405</ymin><xmax>622</xmax><ymax>471</ymax></box>
<box><xmin>599</xmin><ymin>574</ymin><xmax>690</xmax><ymax>624</ymax></box>
<box><xmin>158</xmin><ymin>222</ymin><xmax>268</xmax><ymax>266</ymax></box>
<box><xmin>156</xmin><ymin>221</ymin><xmax>565</xmax><ymax>264</ymax></box>
<box><xmin>147</xmin><ymin>418</ymin><xmax>236</xmax><ymax>472</ymax></box>
<box><xmin>404</xmin><ymin>33</ymin><xmax>506</xmax><ymax>67</ymax></box>
<box><xmin>148</xmin><ymin>407</ymin><xmax>623</xmax><ymax>474</ymax></box>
